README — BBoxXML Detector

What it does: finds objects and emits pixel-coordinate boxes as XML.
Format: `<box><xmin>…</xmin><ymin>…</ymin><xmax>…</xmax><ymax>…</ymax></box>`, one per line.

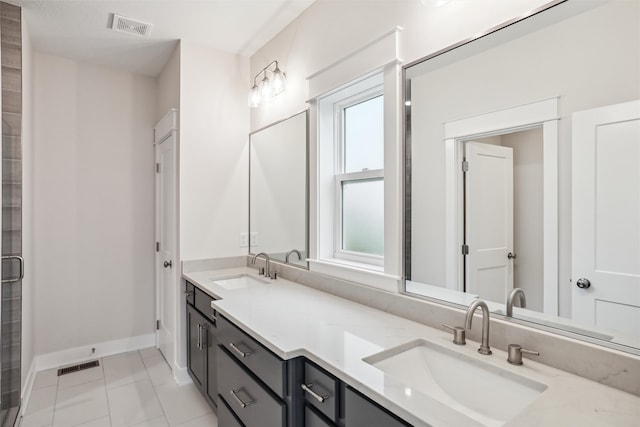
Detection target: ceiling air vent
<box><xmin>111</xmin><ymin>14</ymin><xmax>152</xmax><ymax>37</ymax></box>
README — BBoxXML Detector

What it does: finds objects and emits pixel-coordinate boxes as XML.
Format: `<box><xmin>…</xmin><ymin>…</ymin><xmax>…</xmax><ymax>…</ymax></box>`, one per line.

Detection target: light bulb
<box><xmin>271</xmin><ymin>66</ymin><xmax>287</xmax><ymax>95</ymax></box>
<box><xmin>260</xmin><ymin>75</ymin><xmax>273</xmax><ymax>101</ymax></box>
<box><xmin>248</xmin><ymin>84</ymin><xmax>260</xmax><ymax>108</ymax></box>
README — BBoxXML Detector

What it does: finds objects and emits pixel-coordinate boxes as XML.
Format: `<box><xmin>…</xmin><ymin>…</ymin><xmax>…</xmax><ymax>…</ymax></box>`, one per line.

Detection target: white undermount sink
<box><xmin>363</xmin><ymin>339</ymin><xmax>548</xmax><ymax>426</ymax></box>
<box><xmin>209</xmin><ymin>274</ymin><xmax>269</xmax><ymax>289</ymax></box>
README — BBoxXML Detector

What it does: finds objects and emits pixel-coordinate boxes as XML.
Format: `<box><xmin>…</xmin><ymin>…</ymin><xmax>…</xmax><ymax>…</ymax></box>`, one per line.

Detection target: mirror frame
<box><xmin>401</xmin><ymin>0</ymin><xmax>640</xmax><ymax>356</ymax></box>
<box><xmin>248</xmin><ymin>110</ymin><xmax>310</xmax><ymax>269</ymax></box>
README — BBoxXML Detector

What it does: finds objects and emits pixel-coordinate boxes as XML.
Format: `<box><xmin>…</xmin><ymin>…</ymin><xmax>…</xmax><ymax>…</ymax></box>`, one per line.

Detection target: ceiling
<box><xmin>7</xmin><ymin>0</ymin><xmax>316</xmax><ymax>76</ymax></box>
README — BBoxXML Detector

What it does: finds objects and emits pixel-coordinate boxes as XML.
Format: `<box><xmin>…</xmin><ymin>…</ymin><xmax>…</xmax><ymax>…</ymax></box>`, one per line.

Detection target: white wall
<box><xmin>249</xmin><ymin>0</ymin><xmax>550</xmax><ymax>132</ymax></box>
<box><xmin>179</xmin><ymin>42</ymin><xmax>249</xmax><ymax>261</ymax></box>
<box><xmin>248</xmin><ymin>0</ymin><xmax>552</xmax><ymax>288</ymax></box>
<box><xmin>33</xmin><ymin>54</ymin><xmax>157</xmax><ymax>355</ymax></box>
<box><xmin>157</xmin><ymin>43</ymin><xmax>180</xmax><ymax>122</ymax></box>
<box><xmin>21</xmin><ymin>12</ymin><xmax>35</xmax><ymax>391</ymax></box>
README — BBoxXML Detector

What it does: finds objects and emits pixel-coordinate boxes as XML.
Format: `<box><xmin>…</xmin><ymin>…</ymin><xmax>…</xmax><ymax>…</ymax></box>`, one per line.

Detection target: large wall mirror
<box><xmin>404</xmin><ymin>0</ymin><xmax>639</xmax><ymax>353</ymax></box>
<box><xmin>250</xmin><ymin>111</ymin><xmax>308</xmax><ymax>267</ymax></box>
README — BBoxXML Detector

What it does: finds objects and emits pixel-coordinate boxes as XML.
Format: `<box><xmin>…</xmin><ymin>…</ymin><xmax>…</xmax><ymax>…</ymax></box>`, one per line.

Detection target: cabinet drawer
<box><xmin>185</xmin><ymin>281</ymin><xmax>195</xmax><ymax>306</ymax></box>
<box><xmin>218</xmin><ymin>395</ymin><xmax>245</xmax><ymax>427</ymax></box>
<box><xmin>302</xmin><ymin>361</ymin><xmax>338</xmax><ymax>422</ymax></box>
<box><xmin>195</xmin><ymin>287</ymin><xmax>217</xmax><ymax>322</ymax></box>
<box><xmin>218</xmin><ymin>315</ymin><xmax>286</xmax><ymax>397</ymax></box>
<box><xmin>218</xmin><ymin>347</ymin><xmax>285</xmax><ymax>427</ymax></box>
<box><xmin>345</xmin><ymin>387</ymin><xmax>411</xmax><ymax>427</ymax></box>
<box><xmin>305</xmin><ymin>406</ymin><xmax>334</xmax><ymax>427</ymax></box>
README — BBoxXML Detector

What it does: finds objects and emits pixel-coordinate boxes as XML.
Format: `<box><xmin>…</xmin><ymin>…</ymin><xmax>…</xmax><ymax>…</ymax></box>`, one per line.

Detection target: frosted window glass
<box><xmin>344</xmin><ymin>95</ymin><xmax>384</xmax><ymax>173</ymax></box>
<box><xmin>342</xmin><ymin>179</ymin><xmax>384</xmax><ymax>255</ymax></box>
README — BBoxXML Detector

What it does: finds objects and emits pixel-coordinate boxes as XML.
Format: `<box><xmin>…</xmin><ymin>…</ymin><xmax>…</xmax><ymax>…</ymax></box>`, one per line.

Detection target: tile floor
<box><xmin>19</xmin><ymin>348</ymin><xmax>217</xmax><ymax>427</ymax></box>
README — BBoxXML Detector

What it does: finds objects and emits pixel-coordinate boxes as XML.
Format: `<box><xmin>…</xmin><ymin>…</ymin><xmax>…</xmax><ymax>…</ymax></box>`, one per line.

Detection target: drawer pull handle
<box><xmin>230</xmin><ymin>342</ymin><xmax>252</xmax><ymax>358</ymax></box>
<box><xmin>230</xmin><ymin>389</ymin><xmax>253</xmax><ymax>408</ymax></box>
<box><xmin>210</xmin><ymin>313</ymin><xmax>217</xmax><ymax>321</ymax></box>
<box><xmin>301</xmin><ymin>383</ymin><xmax>329</xmax><ymax>403</ymax></box>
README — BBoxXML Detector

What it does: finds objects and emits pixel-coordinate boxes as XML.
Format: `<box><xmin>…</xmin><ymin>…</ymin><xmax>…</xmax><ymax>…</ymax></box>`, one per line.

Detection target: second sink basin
<box><xmin>363</xmin><ymin>339</ymin><xmax>547</xmax><ymax>426</ymax></box>
<box><xmin>210</xmin><ymin>274</ymin><xmax>269</xmax><ymax>289</ymax></box>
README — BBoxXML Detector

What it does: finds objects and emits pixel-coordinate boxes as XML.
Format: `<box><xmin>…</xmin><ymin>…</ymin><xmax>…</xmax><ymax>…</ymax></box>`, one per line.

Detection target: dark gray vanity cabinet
<box><xmin>344</xmin><ymin>386</ymin><xmax>411</xmax><ymax>427</ymax></box>
<box><xmin>298</xmin><ymin>359</ymin><xmax>412</xmax><ymax>427</ymax></box>
<box><xmin>216</xmin><ymin>314</ymin><xmax>291</xmax><ymax>427</ymax></box>
<box><xmin>186</xmin><ymin>281</ymin><xmax>219</xmax><ymax>412</ymax></box>
<box><xmin>185</xmin><ymin>290</ymin><xmax>411</xmax><ymax>427</ymax></box>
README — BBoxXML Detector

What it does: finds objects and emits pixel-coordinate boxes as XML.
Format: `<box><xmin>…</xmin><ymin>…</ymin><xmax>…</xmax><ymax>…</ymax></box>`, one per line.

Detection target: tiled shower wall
<box><xmin>0</xmin><ymin>1</ymin><xmax>22</xmax><ymax>413</ymax></box>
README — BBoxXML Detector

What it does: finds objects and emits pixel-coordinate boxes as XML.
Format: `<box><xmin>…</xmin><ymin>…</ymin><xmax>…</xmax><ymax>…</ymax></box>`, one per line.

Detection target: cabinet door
<box><xmin>187</xmin><ymin>305</ymin><xmax>206</xmax><ymax>390</ymax></box>
<box><xmin>305</xmin><ymin>406</ymin><xmax>335</xmax><ymax>427</ymax></box>
<box><xmin>205</xmin><ymin>319</ymin><xmax>218</xmax><ymax>407</ymax></box>
<box><xmin>344</xmin><ymin>387</ymin><xmax>410</xmax><ymax>427</ymax></box>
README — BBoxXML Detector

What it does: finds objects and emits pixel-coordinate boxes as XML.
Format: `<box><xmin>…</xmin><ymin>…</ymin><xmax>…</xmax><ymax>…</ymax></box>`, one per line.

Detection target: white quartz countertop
<box><xmin>184</xmin><ymin>267</ymin><xmax>640</xmax><ymax>427</ymax></box>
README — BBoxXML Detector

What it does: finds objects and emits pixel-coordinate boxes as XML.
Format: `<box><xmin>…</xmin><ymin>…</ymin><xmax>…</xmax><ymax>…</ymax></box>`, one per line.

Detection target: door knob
<box><xmin>507</xmin><ymin>252</ymin><xmax>517</xmax><ymax>260</ymax></box>
<box><xmin>163</xmin><ymin>260</ymin><xmax>173</xmax><ymax>269</ymax></box>
<box><xmin>576</xmin><ymin>278</ymin><xmax>591</xmax><ymax>289</ymax></box>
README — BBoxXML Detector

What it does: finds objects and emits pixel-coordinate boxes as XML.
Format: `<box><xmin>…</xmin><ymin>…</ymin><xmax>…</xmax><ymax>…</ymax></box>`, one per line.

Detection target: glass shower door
<box><xmin>0</xmin><ymin>2</ymin><xmax>24</xmax><ymax>424</ymax></box>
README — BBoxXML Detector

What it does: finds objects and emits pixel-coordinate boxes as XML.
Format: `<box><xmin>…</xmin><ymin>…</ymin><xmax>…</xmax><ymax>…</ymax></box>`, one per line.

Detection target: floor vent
<box><xmin>57</xmin><ymin>360</ymin><xmax>100</xmax><ymax>376</ymax></box>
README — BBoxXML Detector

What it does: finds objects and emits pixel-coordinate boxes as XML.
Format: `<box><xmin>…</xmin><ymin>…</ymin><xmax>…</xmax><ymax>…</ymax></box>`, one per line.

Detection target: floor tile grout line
<box><xmin>51</xmin><ymin>365</ymin><xmax>61</xmax><ymax>427</ymax></box>
<box><xmin>141</xmin><ymin>349</ymin><xmax>171</xmax><ymax>426</ymax></box>
<box><xmin>101</xmin><ymin>359</ymin><xmax>113</xmax><ymax>427</ymax></box>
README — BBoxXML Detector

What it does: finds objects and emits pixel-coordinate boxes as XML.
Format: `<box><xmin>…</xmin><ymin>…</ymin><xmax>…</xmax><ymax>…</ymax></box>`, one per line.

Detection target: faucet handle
<box><xmin>507</xmin><ymin>344</ymin><xmax>540</xmax><ymax>365</ymax></box>
<box><xmin>442</xmin><ymin>324</ymin><xmax>466</xmax><ymax>345</ymax></box>
<box><xmin>258</xmin><ymin>267</ymin><xmax>265</xmax><ymax>276</ymax></box>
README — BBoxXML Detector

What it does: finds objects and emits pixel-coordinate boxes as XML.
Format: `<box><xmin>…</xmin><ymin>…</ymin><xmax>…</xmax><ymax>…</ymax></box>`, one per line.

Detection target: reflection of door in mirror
<box><xmin>463</xmin><ymin>130</ymin><xmax>544</xmax><ymax>310</ymax></box>
<box><xmin>464</xmin><ymin>141</ymin><xmax>514</xmax><ymax>303</ymax></box>
<box><xmin>572</xmin><ymin>100</ymin><xmax>640</xmax><ymax>341</ymax></box>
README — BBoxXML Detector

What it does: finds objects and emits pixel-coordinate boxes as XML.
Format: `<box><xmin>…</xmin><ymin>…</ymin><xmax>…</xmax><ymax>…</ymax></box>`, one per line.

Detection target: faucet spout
<box><xmin>251</xmin><ymin>252</ymin><xmax>270</xmax><ymax>277</ymax></box>
<box><xmin>285</xmin><ymin>249</ymin><xmax>302</xmax><ymax>263</ymax></box>
<box><xmin>465</xmin><ymin>299</ymin><xmax>492</xmax><ymax>355</ymax></box>
<box><xmin>506</xmin><ymin>288</ymin><xmax>526</xmax><ymax>317</ymax></box>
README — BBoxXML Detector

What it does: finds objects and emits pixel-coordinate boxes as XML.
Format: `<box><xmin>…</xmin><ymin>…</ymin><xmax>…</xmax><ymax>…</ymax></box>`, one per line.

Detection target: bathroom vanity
<box><xmin>186</xmin><ymin>275</ymin><xmax>410</xmax><ymax>427</ymax></box>
<box><xmin>184</xmin><ymin>267</ymin><xmax>640</xmax><ymax>427</ymax></box>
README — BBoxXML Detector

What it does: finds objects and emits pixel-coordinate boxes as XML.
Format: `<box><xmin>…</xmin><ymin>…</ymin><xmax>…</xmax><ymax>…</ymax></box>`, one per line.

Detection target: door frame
<box><xmin>154</xmin><ymin>109</ymin><xmax>179</xmax><ymax>371</ymax></box>
<box><xmin>443</xmin><ymin>97</ymin><xmax>559</xmax><ymax>314</ymax></box>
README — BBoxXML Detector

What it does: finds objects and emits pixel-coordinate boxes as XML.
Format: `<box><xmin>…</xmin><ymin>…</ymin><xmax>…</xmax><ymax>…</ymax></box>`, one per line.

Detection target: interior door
<box><xmin>465</xmin><ymin>141</ymin><xmax>514</xmax><ymax>302</ymax></box>
<box><xmin>156</xmin><ymin>129</ymin><xmax>177</xmax><ymax>366</ymax></box>
<box><xmin>572</xmin><ymin>100</ymin><xmax>640</xmax><ymax>339</ymax></box>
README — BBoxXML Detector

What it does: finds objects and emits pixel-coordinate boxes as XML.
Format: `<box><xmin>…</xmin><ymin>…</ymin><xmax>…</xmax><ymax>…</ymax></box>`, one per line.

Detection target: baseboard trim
<box><xmin>34</xmin><ymin>333</ymin><xmax>156</xmax><ymax>372</ymax></box>
<box><xmin>19</xmin><ymin>359</ymin><xmax>37</xmax><ymax>417</ymax></box>
<box><xmin>173</xmin><ymin>365</ymin><xmax>192</xmax><ymax>385</ymax></box>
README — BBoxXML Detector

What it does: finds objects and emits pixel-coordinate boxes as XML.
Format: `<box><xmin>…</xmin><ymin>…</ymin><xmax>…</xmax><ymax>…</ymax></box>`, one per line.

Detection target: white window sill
<box><xmin>308</xmin><ymin>259</ymin><xmax>400</xmax><ymax>293</ymax></box>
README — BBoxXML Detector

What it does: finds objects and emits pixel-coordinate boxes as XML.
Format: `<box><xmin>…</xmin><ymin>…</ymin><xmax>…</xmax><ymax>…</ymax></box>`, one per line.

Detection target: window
<box><xmin>335</xmin><ymin>93</ymin><xmax>384</xmax><ymax>264</ymax></box>
<box><xmin>316</xmin><ymin>72</ymin><xmax>385</xmax><ymax>270</ymax></box>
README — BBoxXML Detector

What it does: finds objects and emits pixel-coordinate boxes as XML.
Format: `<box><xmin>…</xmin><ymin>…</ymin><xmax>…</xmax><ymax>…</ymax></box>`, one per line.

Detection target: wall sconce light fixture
<box><xmin>249</xmin><ymin>60</ymin><xmax>287</xmax><ymax>108</ymax></box>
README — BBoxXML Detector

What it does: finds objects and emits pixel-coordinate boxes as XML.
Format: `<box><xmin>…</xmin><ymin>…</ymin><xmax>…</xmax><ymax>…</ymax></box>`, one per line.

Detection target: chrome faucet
<box><xmin>251</xmin><ymin>252</ymin><xmax>270</xmax><ymax>277</ymax></box>
<box><xmin>506</xmin><ymin>288</ymin><xmax>527</xmax><ymax>317</ymax></box>
<box><xmin>465</xmin><ymin>299</ymin><xmax>492</xmax><ymax>355</ymax></box>
<box><xmin>285</xmin><ymin>249</ymin><xmax>302</xmax><ymax>263</ymax></box>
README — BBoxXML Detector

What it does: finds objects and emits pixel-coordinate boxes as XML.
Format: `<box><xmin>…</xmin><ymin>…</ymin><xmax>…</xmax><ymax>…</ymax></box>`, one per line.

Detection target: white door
<box><xmin>572</xmin><ymin>100</ymin><xmax>640</xmax><ymax>339</ymax></box>
<box><xmin>465</xmin><ymin>142</ymin><xmax>515</xmax><ymax>302</ymax></box>
<box><xmin>155</xmin><ymin>128</ymin><xmax>177</xmax><ymax>365</ymax></box>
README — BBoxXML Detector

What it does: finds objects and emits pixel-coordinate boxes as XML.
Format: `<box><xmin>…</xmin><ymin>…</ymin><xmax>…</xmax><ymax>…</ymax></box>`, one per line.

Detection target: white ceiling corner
<box><xmin>7</xmin><ymin>0</ymin><xmax>316</xmax><ymax>77</ymax></box>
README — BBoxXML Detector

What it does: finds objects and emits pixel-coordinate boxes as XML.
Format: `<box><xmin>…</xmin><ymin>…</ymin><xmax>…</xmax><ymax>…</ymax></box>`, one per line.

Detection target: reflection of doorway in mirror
<box><xmin>463</xmin><ymin>130</ymin><xmax>543</xmax><ymax>310</ymax></box>
<box><xmin>441</xmin><ymin>98</ymin><xmax>559</xmax><ymax>315</ymax></box>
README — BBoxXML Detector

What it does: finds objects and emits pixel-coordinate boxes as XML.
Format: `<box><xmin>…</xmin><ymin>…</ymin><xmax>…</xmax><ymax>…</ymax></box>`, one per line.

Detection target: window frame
<box><xmin>332</xmin><ymin>85</ymin><xmax>385</xmax><ymax>265</ymax></box>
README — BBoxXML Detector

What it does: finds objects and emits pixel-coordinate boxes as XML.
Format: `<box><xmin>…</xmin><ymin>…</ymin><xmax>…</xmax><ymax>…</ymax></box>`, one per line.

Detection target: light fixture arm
<box><xmin>252</xmin><ymin>60</ymin><xmax>280</xmax><ymax>84</ymax></box>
